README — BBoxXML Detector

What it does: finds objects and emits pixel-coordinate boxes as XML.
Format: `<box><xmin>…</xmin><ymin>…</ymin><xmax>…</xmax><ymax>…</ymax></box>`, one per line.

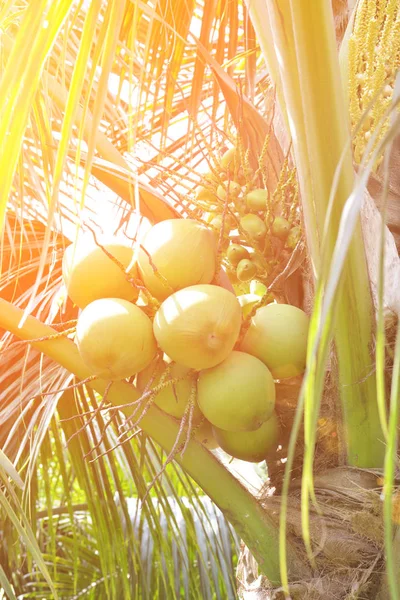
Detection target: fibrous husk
<box><xmin>237</xmin><ymin>467</ymin><xmax>399</xmax><ymax>600</ymax></box>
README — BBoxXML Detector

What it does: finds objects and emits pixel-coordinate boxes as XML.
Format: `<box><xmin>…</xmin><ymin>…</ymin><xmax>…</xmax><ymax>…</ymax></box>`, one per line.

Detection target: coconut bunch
<box><xmin>191</xmin><ymin>145</ymin><xmax>301</xmax><ymax>297</ymax></box>
<box><xmin>62</xmin><ymin>219</ymin><xmax>309</xmax><ymax>464</ymax></box>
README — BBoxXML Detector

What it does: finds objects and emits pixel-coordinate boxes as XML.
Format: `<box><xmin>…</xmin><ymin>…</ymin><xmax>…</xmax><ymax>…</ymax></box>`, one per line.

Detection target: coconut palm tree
<box><xmin>1</xmin><ymin>0</ymin><xmax>400</xmax><ymax>598</ymax></box>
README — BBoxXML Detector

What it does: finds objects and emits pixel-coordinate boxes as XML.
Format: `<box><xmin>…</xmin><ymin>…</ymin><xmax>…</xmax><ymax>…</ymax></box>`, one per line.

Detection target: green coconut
<box><xmin>197</xmin><ymin>351</ymin><xmax>275</xmax><ymax>431</ymax></box>
<box><xmin>240</xmin><ymin>303</ymin><xmax>309</xmax><ymax>379</ymax></box>
<box><xmin>137</xmin><ymin>359</ymin><xmax>202</xmax><ymax>421</ymax></box>
<box><xmin>153</xmin><ymin>284</ymin><xmax>242</xmax><ymax>370</ymax></box>
<box><xmin>62</xmin><ymin>235</ymin><xmax>138</xmax><ymax>309</ymax></box>
<box><xmin>76</xmin><ymin>298</ymin><xmax>157</xmax><ymax>380</ymax></box>
<box><xmin>213</xmin><ymin>412</ymin><xmax>280</xmax><ymax>462</ymax></box>
<box><xmin>138</xmin><ymin>219</ymin><xmax>217</xmax><ymax>300</ymax></box>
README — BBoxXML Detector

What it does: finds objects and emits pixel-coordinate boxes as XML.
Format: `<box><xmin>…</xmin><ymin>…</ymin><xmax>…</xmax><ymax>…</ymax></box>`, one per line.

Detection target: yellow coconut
<box><xmin>138</xmin><ymin>219</ymin><xmax>217</xmax><ymax>300</ymax></box>
<box><xmin>195</xmin><ymin>185</ymin><xmax>215</xmax><ymax>201</ymax></box>
<box><xmin>272</xmin><ymin>216</ymin><xmax>291</xmax><ymax>239</ymax></box>
<box><xmin>137</xmin><ymin>359</ymin><xmax>202</xmax><ymax>421</ymax></box>
<box><xmin>76</xmin><ymin>298</ymin><xmax>157</xmax><ymax>380</ymax></box>
<box><xmin>236</xmin><ymin>259</ymin><xmax>257</xmax><ymax>282</ymax></box>
<box><xmin>197</xmin><ymin>351</ymin><xmax>275</xmax><ymax>431</ymax></box>
<box><xmin>220</xmin><ymin>147</ymin><xmax>237</xmax><ymax>171</ymax></box>
<box><xmin>240</xmin><ymin>303</ymin><xmax>309</xmax><ymax>379</ymax></box>
<box><xmin>210</xmin><ymin>214</ymin><xmax>235</xmax><ymax>232</ymax></box>
<box><xmin>216</xmin><ymin>181</ymin><xmax>242</xmax><ymax>201</ymax></box>
<box><xmin>62</xmin><ymin>236</ymin><xmax>138</xmax><ymax>309</ymax></box>
<box><xmin>195</xmin><ymin>186</ymin><xmax>217</xmax><ymax>210</ymax></box>
<box><xmin>194</xmin><ymin>420</ymin><xmax>219</xmax><ymax>449</ymax></box>
<box><xmin>212</xmin><ymin>412</ymin><xmax>280</xmax><ymax>462</ymax></box>
<box><xmin>245</xmin><ymin>189</ymin><xmax>268</xmax><ymax>211</ymax></box>
<box><xmin>240</xmin><ymin>214</ymin><xmax>267</xmax><ymax>243</ymax></box>
<box><xmin>203</xmin><ymin>171</ymin><xmax>220</xmax><ymax>184</ymax></box>
<box><xmin>227</xmin><ymin>244</ymin><xmax>250</xmax><ymax>267</ymax></box>
<box><xmin>153</xmin><ymin>284</ymin><xmax>242</xmax><ymax>370</ymax></box>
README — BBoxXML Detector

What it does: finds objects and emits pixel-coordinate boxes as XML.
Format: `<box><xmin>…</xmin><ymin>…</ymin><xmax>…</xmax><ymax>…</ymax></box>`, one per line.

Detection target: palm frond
<box><xmin>0</xmin><ymin>472</ymin><xmax>58</xmax><ymax>598</ymax></box>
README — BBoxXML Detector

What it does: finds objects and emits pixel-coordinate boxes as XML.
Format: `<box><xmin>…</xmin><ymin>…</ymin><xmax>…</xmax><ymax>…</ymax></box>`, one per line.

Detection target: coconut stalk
<box><xmin>0</xmin><ymin>297</ymin><xmax>310</xmax><ymax>585</ymax></box>
<box><xmin>249</xmin><ymin>0</ymin><xmax>385</xmax><ymax>468</ymax></box>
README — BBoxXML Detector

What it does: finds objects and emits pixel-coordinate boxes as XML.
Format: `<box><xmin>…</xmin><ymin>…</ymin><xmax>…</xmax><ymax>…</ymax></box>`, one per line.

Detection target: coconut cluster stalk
<box><xmin>248</xmin><ymin>0</ymin><xmax>384</xmax><ymax>468</ymax></box>
<box><xmin>0</xmin><ymin>297</ymin><xmax>311</xmax><ymax>584</ymax></box>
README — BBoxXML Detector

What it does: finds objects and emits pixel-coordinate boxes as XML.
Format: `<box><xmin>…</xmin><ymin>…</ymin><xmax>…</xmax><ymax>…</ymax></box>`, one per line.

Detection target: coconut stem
<box><xmin>0</xmin><ymin>297</ymin><xmax>310</xmax><ymax>584</ymax></box>
<box><xmin>256</xmin><ymin>0</ymin><xmax>385</xmax><ymax>467</ymax></box>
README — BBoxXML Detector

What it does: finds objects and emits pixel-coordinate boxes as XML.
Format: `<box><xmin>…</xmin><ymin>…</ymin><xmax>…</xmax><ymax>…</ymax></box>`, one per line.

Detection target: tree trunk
<box><xmin>238</xmin><ymin>467</ymin><xmax>398</xmax><ymax>599</ymax></box>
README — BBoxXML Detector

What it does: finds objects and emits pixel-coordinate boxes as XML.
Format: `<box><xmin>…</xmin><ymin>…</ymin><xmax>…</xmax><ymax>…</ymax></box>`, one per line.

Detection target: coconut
<box><xmin>76</xmin><ymin>298</ymin><xmax>157</xmax><ymax>380</ymax></box>
<box><xmin>194</xmin><ymin>420</ymin><xmax>219</xmax><ymax>449</ymax></box>
<box><xmin>195</xmin><ymin>185</ymin><xmax>215</xmax><ymax>201</ymax></box>
<box><xmin>195</xmin><ymin>186</ymin><xmax>217</xmax><ymax>209</ymax></box>
<box><xmin>236</xmin><ymin>259</ymin><xmax>257</xmax><ymax>282</ymax></box>
<box><xmin>240</xmin><ymin>214</ymin><xmax>267</xmax><ymax>242</ymax></box>
<box><xmin>213</xmin><ymin>412</ymin><xmax>279</xmax><ymax>462</ymax></box>
<box><xmin>197</xmin><ymin>351</ymin><xmax>275</xmax><ymax>431</ymax></box>
<box><xmin>153</xmin><ymin>284</ymin><xmax>242</xmax><ymax>370</ymax></box>
<box><xmin>272</xmin><ymin>216</ymin><xmax>291</xmax><ymax>239</ymax></box>
<box><xmin>240</xmin><ymin>303</ymin><xmax>309</xmax><ymax>379</ymax></box>
<box><xmin>138</xmin><ymin>219</ymin><xmax>217</xmax><ymax>301</ymax></box>
<box><xmin>203</xmin><ymin>171</ymin><xmax>220</xmax><ymax>184</ymax></box>
<box><xmin>216</xmin><ymin>181</ymin><xmax>242</xmax><ymax>201</ymax></box>
<box><xmin>209</xmin><ymin>218</ymin><xmax>233</xmax><ymax>251</ymax></box>
<box><xmin>227</xmin><ymin>244</ymin><xmax>250</xmax><ymax>267</ymax></box>
<box><xmin>209</xmin><ymin>214</ymin><xmax>235</xmax><ymax>232</ymax></box>
<box><xmin>245</xmin><ymin>189</ymin><xmax>268</xmax><ymax>211</ymax></box>
<box><xmin>62</xmin><ymin>235</ymin><xmax>138</xmax><ymax>309</ymax></box>
<box><xmin>220</xmin><ymin>147</ymin><xmax>237</xmax><ymax>171</ymax></box>
<box><xmin>137</xmin><ymin>359</ymin><xmax>202</xmax><ymax>421</ymax></box>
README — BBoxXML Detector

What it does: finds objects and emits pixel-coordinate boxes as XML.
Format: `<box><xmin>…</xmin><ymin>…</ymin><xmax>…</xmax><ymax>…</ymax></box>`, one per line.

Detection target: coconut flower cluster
<box><xmin>193</xmin><ymin>146</ymin><xmax>301</xmax><ymax>291</ymax></box>
<box><xmin>62</xmin><ymin>218</ymin><xmax>309</xmax><ymax>463</ymax></box>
